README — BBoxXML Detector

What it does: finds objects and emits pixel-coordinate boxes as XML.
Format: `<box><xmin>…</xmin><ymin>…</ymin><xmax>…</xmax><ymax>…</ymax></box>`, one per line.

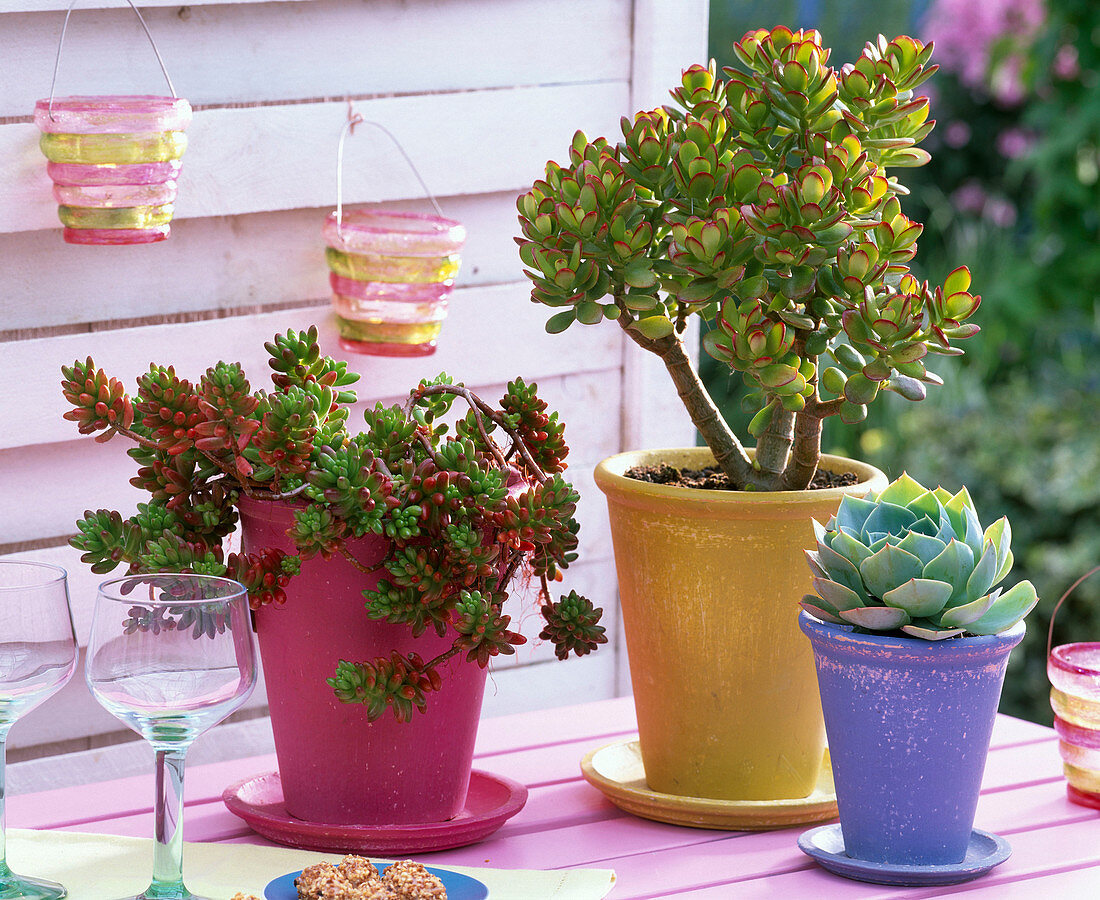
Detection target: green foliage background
<box><xmin>707</xmin><ymin>0</ymin><xmax>1100</xmax><ymax>723</ymax></box>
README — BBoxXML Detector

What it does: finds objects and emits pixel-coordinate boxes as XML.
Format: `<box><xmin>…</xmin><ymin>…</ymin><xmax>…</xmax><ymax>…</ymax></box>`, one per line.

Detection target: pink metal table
<box><xmin>10</xmin><ymin>697</ymin><xmax>1100</xmax><ymax>897</ymax></box>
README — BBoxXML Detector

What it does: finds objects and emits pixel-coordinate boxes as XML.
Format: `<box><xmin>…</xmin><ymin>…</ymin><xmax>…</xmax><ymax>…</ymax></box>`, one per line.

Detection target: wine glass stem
<box><xmin>0</xmin><ymin>727</ymin><xmax>10</xmax><ymax>878</ymax></box>
<box><xmin>151</xmin><ymin>747</ymin><xmax>187</xmax><ymax>894</ymax></box>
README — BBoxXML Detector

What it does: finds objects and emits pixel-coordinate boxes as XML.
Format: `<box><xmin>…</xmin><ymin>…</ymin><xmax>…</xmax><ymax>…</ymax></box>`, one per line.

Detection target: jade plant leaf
<box><xmin>883</xmin><ymin>578</ymin><xmax>953</xmax><ymax>617</ymax></box>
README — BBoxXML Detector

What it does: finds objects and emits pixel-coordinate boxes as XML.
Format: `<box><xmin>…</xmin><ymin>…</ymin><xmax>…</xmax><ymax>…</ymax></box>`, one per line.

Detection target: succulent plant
<box><xmin>517</xmin><ymin>27</ymin><xmax>982</xmax><ymax>490</ymax></box>
<box><xmin>61</xmin><ymin>327</ymin><xmax>605</xmax><ymax>720</ymax></box>
<box><xmin>801</xmin><ymin>473</ymin><xmax>1039</xmax><ymax>640</ymax></box>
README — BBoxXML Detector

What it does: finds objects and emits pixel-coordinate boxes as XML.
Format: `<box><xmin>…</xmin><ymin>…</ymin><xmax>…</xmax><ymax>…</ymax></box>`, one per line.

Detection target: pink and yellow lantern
<box><xmin>1047</xmin><ymin>567</ymin><xmax>1100</xmax><ymax>809</ymax></box>
<box><xmin>35</xmin><ymin>95</ymin><xmax>191</xmax><ymax>245</ymax></box>
<box><xmin>1050</xmin><ymin>644</ymin><xmax>1100</xmax><ymax>808</ymax></box>
<box><xmin>34</xmin><ymin>1</ymin><xmax>189</xmax><ymax>245</ymax></box>
<box><xmin>324</xmin><ymin>210</ymin><xmax>465</xmax><ymax>356</ymax></box>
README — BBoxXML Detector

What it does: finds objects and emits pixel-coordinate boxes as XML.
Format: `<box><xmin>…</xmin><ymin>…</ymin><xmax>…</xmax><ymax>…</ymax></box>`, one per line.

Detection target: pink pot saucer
<box><xmin>222</xmin><ymin>769</ymin><xmax>527</xmax><ymax>854</ymax></box>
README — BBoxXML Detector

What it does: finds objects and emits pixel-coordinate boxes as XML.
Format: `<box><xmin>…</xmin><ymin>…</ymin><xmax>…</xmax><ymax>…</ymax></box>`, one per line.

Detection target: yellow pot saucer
<box><xmin>580</xmin><ymin>738</ymin><xmax>838</xmax><ymax>831</ymax></box>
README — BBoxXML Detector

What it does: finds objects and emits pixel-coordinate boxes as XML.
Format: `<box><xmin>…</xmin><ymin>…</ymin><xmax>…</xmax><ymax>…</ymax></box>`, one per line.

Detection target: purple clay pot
<box><xmin>799</xmin><ymin>611</ymin><xmax>1024</xmax><ymax>866</ymax></box>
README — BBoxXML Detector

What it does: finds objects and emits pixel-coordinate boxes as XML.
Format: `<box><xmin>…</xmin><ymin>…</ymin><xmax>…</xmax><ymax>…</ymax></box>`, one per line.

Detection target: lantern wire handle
<box><xmin>48</xmin><ymin>0</ymin><xmax>178</xmax><ymax>120</ymax></box>
<box><xmin>1047</xmin><ymin>564</ymin><xmax>1100</xmax><ymax>660</ymax></box>
<box><xmin>336</xmin><ymin>104</ymin><xmax>445</xmax><ymax>238</ymax></box>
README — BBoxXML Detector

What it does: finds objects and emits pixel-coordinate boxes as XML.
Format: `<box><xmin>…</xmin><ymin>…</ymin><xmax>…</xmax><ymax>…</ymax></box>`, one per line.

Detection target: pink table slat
<box><xmin>11</xmin><ymin>698</ymin><xmax>1100</xmax><ymax>897</ymax></box>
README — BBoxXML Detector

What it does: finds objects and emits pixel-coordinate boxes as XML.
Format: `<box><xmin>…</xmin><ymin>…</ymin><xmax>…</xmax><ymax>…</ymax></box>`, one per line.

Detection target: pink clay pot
<box><xmin>239</xmin><ymin>496</ymin><xmax>488</xmax><ymax>826</ymax></box>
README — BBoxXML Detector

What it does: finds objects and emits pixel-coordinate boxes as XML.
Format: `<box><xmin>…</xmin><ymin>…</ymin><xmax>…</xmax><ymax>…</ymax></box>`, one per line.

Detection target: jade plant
<box><xmin>517</xmin><ymin>27</ymin><xmax>981</xmax><ymax>490</ymax></box>
<box><xmin>60</xmin><ymin>327</ymin><xmax>605</xmax><ymax>721</ymax></box>
<box><xmin>802</xmin><ymin>473</ymin><xmax>1039</xmax><ymax>639</ymax></box>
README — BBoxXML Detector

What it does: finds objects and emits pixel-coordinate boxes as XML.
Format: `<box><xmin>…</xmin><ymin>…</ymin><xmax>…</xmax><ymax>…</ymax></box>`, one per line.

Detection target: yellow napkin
<box><xmin>8</xmin><ymin>829</ymin><xmax>616</xmax><ymax>899</ymax></box>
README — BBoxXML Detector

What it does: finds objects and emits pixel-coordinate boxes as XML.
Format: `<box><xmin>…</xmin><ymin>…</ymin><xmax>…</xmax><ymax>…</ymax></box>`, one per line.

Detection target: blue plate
<box><xmin>265</xmin><ymin>863</ymin><xmax>489</xmax><ymax>899</ymax></box>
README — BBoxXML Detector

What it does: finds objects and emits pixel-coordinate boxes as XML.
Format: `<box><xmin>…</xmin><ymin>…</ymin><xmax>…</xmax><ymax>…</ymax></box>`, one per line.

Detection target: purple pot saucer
<box><xmin>222</xmin><ymin>769</ymin><xmax>527</xmax><ymax>855</ymax></box>
<box><xmin>798</xmin><ymin>823</ymin><xmax>1011</xmax><ymax>886</ymax></box>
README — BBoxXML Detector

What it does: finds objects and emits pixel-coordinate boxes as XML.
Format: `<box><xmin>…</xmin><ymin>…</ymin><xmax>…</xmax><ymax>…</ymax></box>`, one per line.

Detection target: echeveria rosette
<box><xmin>801</xmin><ymin>473</ymin><xmax>1039</xmax><ymax>640</ymax></box>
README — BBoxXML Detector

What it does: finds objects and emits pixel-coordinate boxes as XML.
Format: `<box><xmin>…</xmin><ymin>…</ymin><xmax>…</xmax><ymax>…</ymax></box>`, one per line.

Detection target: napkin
<box><xmin>8</xmin><ymin>829</ymin><xmax>615</xmax><ymax>899</ymax></box>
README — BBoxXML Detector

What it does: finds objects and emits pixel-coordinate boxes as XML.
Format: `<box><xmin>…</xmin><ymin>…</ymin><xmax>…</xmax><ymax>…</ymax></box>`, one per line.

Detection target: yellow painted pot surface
<box><xmin>595</xmin><ymin>448</ymin><xmax>888</xmax><ymax>802</ymax></box>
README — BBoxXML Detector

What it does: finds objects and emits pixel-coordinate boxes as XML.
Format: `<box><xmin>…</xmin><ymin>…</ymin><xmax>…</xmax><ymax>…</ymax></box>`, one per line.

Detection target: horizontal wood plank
<box><xmin>1</xmin><ymin>1</ymin><xmax>307</xmax><ymax>10</ymax></box>
<box><xmin>0</xmin><ymin>366</ymin><xmax>622</xmax><ymax>542</ymax></box>
<box><xmin>0</xmin><ymin>192</ymin><xmax>527</xmax><ymax>333</ymax></box>
<box><xmin>0</xmin><ymin>82</ymin><xmax>628</xmax><ymax>233</ymax></box>
<box><xmin>1</xmin><ymin>0</ymin><xmax>629</xmax><ymax>113</ymax></box>
<box><xmin>6</xmin><ymin>282</ymin><xmax>622</xmax><ymax>449</ymax></box>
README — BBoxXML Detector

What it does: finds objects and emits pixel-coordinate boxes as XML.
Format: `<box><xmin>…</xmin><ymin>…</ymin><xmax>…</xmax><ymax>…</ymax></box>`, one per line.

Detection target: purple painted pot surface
<box><xmin>240</xmin><ymin>496</ymin><xmax>488</xmax><ymax>826</ymax></box>
<box><xmin>799</xmin><ymin>611</ymin><xmax>1024</xmax><ymax>866</ymax></box>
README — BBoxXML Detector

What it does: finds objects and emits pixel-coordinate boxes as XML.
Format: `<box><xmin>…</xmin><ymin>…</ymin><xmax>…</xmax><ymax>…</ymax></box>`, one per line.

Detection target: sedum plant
<box><xmin>801</xmin><ymin>473</ymin><xmax>1039</xmax><ymax>640</ymax></box>
<box><xmin>60</xmin><ymin>327</ymin><xmax>605</xmax><ymax>721</ymax></box>
<box><xmin>517</xmin><ymin>27</ymin><xmax>982</xmax><ymax>490</ymax></box>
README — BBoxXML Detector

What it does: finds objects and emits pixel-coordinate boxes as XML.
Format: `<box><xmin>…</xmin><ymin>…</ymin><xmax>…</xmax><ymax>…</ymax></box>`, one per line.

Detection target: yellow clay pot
<box><xmin>595</xmin><ymin>448</ymin><xmax>887</xmax><ymax>802</ymax></box>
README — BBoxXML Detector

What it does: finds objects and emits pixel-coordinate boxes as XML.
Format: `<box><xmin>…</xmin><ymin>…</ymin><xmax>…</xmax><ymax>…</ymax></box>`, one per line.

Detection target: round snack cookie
<box><xmin>340</xmin><ymin>855</ymin><xmax>381</xmax><ymax>886</ymax></box>
<box><xmin>381</xmin><ymin>860</ymin><xmax>447</xmax><ymax>900</ymax></box>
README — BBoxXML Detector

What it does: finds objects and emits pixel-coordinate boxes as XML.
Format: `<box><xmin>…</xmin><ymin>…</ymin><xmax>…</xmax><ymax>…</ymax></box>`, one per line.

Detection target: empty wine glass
<box><xmin>0</xmin><ymin>560</ymin><xmax>78</xmax><ymax>900</ymax></box>
<box><xmin>86</xmin><ymin>574</ymin><xmax>256</xmax><ymax>900</ymax></box>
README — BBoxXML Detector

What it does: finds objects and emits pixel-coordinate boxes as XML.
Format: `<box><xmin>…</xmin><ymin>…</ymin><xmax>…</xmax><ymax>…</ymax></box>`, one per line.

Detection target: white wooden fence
<box><xmin>0</xmin><ymin>0</ymin><xmax>706</xmax><ymax>778</ymax></box>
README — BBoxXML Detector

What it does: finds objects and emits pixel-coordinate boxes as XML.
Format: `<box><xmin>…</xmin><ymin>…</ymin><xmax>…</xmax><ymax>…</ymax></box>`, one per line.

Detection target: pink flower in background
<box><xmin>952</xmin><ymin>181</ymin><xmax>988</xmax><ymax>214</ymax></box>
<box><xmin>984</xmin><ymin>197</ymin><xmax>1018</xmax><ymax>228</ymax></box>
<box><xmin>944</xmin><ymin>121</ymin><xmax>972</xmax><ymax>148</ymax></box>
<box><xmin>949</xmin><ymin>182</ymin><xmax>1018</xmax><ymax>228</ymax></box>
<box><xmin>1053</xmin><ymin>44</ymin><xmax>1080</xmax><ymax>80</ymax></box>
<box><xmin>922</xmin><ymin>0</ymin><xmax>1045</xmax><ymax>104</ymax></box>
<box><xmin>996</xmin><ymin>127</ymin><xmax>1036</xmax><ymax>159</ymax></box>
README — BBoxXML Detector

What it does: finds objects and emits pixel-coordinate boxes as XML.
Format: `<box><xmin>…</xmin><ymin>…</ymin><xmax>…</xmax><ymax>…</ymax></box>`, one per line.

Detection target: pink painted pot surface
<box><xmin>239</xmin><ymin>496</ymin><xmax>488</xmax><ymax>826</ymax></box>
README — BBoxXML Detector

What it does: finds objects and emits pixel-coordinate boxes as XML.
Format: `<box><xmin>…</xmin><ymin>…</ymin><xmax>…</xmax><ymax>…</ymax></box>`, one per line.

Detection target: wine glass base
<box><xmin>0</xmin><ymin>872</ymin><xmax>68</xmax><ymax>899</ymax></box>
<box><xmin>109</xmin><ymin>890</ymin><xmax>214</xmax><ymax>900</ymax></box>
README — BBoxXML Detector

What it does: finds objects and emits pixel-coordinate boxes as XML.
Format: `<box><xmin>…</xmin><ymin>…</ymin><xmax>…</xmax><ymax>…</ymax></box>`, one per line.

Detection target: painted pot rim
<box><xmin>594</xmin><ymin>447</ymin><xmax>888</xmax><ymax>517</ymax></box>
<box><xmin>1049</xmin><ymin>642</ymin><xmax>1100</xmax><ymax>678</ymax></box>
<box><xmin>799</xmin><ymin>610</ymin><xmax>1026</xmax><ymax>662</ymax></box>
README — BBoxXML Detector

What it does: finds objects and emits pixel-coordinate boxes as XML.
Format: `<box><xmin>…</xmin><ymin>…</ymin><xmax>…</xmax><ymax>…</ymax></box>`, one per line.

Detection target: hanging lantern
<box><xmin>1047</xmin><ymin>567</ymin><xmax>1100</xmax><ymax>809</ymax></box>
<box><xmin>35</xmin><ymin>96</ymin><xmax>191</xmax><ymax>245</ymax></box>
<box><xmin>34</xmin><ymin>2</ymin><xmax>190</xmax><ymax>245</ymax></box>
<box><xmin>324</xmin><ymin>210</ymin><xmax>466</xmax><ymax>356</ymax></box>
<box><xmin>325</xmin><ymin>115</ymin><xmax>465</xmax><ymax>356</ymax></box>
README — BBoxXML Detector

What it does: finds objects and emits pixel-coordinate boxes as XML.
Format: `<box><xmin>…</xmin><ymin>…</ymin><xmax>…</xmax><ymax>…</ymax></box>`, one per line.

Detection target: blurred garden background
<box><xmin>707</xmin><ymin>0</ymin><xmax>1100</xmax><ymax>723</ymax></box>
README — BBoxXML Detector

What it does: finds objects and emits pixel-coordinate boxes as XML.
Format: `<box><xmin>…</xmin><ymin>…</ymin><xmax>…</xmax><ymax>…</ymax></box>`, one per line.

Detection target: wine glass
<box><xmin>86</xmin><ymin>574</ymin><xmax>256</xmax><ymax>900</ymax></box>
<box><xmin>0</xmin><ymin>560</ymin><xmax>78</xmax><ymax>900</ymax></box>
